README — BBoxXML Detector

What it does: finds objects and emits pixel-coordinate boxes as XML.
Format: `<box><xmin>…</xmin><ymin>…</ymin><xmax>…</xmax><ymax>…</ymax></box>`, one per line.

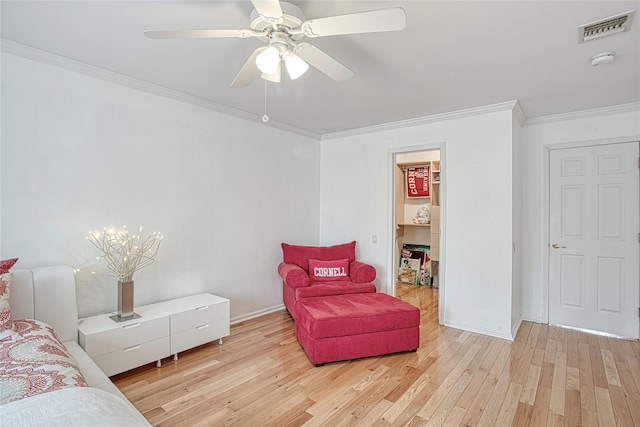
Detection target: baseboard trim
<box><xmin>443</xmin><ymin>320</ymin><xmax>515</xmax><ymax>341</ymax></box>
<box><xmin>230</xmin><ymin>304</ymin><xmax>286</xmax><ymax>325</ymax></box>
<box><xmin>511</xmin><ymin>315</ymin><xmax>523</xmax><ymax>340</ymax></box>
<box><xmin>521</xmin><ymin>314</ymin><xmax>543</xmax><ymax>324</ymax></box>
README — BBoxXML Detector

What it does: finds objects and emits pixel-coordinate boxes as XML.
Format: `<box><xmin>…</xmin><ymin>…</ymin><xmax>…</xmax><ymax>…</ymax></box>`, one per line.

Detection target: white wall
<box><xmin>320</xmin><ymin>106</ymin><xmax>518</xmax><ymax>339</ymax></box>
<box><xmin>520</xmin><ymin>105</ymin><xmax>640</xmax><ymax>323</ymax></box>
<box><xmin>6</xmin><ymin>51</ymin><xmax>634</xmax><ymax>339</ymax></box>
<box><xmin>0</xmin><ymin>53</ymin><xmax>320</xmax><ymax>321</ymax></box>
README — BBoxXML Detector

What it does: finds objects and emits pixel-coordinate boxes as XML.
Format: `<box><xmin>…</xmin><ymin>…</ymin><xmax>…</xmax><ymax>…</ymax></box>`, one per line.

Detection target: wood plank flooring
<box><xmin>112</xmin><ymin>284</ymin><xmax>640</xmax><ymax>426</ymax></box>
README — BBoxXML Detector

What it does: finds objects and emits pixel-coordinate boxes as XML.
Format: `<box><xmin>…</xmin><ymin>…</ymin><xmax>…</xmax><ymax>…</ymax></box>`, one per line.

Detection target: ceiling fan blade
<box><xmin>231</xmin><ymin>47</ymin><xmax>266</xmax><ymax>88</ymax></box>
<box><xmin>294</xmin><ymin>43</ymin><xmax>353</xmax><ymax>82</ymax></box>
<box><xmin>144</xmin><ymin>29</ymin><xmax>264</xmax><ymax>39</ymax></box>
<box><xmin>299</xmin><ymin>7</ymin><xmax>406</xmax><ymax>38</ymax></box>
<box><xmin>251</xmin><ymin>0</ymin><xmax>283</xmax><ymax>21</ymax></box>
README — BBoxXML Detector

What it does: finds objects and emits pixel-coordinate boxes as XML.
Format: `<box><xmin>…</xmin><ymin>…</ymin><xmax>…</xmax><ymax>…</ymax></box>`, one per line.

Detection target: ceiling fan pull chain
<box><xmin>262</xmin><ymin>79</ymin><xmax>269</xmax><ymax>123</ymax></box>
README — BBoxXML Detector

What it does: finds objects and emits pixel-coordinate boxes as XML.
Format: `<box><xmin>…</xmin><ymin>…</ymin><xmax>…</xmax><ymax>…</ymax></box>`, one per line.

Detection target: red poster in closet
<box><xmin>406</xmin><ymin>166</ymin><xmax>430</xmax><ymax>198</ymax></box>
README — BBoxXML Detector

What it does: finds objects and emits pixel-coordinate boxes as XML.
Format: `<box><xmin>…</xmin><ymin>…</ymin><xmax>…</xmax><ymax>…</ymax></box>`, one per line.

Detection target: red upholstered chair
<box><xmin>278</xmin><ymin>241</ymin><xmax>377</xmax><ymax>320</ymax></box>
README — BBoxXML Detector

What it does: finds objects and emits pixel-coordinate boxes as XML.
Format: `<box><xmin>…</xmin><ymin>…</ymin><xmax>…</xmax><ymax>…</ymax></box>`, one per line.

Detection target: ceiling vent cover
<box><xmin>578</xmin><ymin>10</ymin><xmax>636</xmax><ymax>43</ymax></box>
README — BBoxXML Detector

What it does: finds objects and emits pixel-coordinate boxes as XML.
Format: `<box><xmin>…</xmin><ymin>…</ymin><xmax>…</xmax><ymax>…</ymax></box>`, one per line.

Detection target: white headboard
<box><xmin>9</xmin><ymin>265</ymin><xmax>79</xmax><ymax>343</ymax></box>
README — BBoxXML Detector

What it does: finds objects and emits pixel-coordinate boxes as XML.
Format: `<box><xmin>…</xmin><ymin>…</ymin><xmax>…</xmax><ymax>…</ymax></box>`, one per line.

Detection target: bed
<box><xmin>0</xmin><ymin>265</ymin><xmax>150</xmax><ymax>426</ymax></box>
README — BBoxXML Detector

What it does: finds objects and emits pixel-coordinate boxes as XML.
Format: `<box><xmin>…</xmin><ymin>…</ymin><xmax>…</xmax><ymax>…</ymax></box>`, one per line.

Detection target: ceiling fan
<box><xmin>144</xmin><ymin>0</ymin><xmax>406</xmax><ymax>88</ymax></box>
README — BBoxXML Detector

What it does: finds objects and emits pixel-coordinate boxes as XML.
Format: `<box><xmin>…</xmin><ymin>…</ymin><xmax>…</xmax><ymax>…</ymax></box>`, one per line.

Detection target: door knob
<box><xmin>552</xmin><ymin>243</ymin><xmax>566</xmax><ymax>249</ymax></box>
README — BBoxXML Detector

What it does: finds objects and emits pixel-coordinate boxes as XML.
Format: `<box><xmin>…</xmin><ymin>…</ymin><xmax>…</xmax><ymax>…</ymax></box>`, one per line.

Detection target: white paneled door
<box><xmin>549</xmin><ymin>141</ymin><xmax>639</xmax><ymax>338</ymax></box>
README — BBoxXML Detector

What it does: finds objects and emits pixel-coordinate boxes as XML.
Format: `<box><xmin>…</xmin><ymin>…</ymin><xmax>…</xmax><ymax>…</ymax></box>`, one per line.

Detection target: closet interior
<box><xmin>394</xmin><ymin>150</ymin><xmax>440</xmax><ymax>290</ymax></box>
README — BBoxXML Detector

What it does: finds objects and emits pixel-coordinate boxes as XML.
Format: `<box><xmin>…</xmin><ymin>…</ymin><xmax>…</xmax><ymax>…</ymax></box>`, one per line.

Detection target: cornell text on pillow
<box><xmin>308</xmin><ymin>258</ymin><xmax>349</xmax><ymax>282</ymax></box>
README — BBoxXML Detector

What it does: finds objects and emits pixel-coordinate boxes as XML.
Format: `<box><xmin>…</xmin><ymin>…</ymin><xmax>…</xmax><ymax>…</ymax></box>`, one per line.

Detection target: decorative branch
<box><xmin>86</xmin><ymin>226</ymin><xmax>163</xmax><ymax>282</ymax></box>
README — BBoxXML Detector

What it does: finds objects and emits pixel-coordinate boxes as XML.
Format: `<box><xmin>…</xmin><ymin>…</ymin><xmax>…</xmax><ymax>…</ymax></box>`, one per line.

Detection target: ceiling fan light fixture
<box><xmin>256</xmin><ymin>46</ymin><xmax>280</xmax><ymax>74</ymax></box>
<box><xmin>283</xmin><ymin>50</ymin><xmax>309</xmax><ymax>80</ymax></box>
<box><xmin>262</xmin><ymin>61</ymin><xmax>282</xmax><ymax>83</ymax></box>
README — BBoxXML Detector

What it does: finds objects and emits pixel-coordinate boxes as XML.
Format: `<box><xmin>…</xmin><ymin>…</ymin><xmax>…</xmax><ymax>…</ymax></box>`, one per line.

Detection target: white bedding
<box><xmin>4</xmin><ymin>266</ymin><xmax>150</xmax><ymax>426</ymax></box>
<box><xmin>0</xmin><ymin>386</ymin><xmax>150</xmax><ymax>426</ymax></box>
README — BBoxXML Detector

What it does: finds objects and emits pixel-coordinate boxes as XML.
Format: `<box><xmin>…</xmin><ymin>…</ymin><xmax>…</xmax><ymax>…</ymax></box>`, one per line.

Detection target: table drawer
<box><xmin>93</xmin><ymin>336</ymin><xmax>170</xmax><ymax>377</ymax></box>
<box><xmin>83</xmin><ymin>317</ymin><xmax>169</xmax><ymax>357</ymax></box>
<box><xmin>171</xmin><ymin>300</ymin><xmax>229</xmax><ymax>334</ymax></box>
<box><xmin>170</xmin><ymin>319</ymin><xmax>229</xmax><ymax>355</ymax></box>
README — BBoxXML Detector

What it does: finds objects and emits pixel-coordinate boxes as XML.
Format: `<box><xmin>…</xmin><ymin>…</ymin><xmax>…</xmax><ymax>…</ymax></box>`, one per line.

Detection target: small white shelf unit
<box><xmin>79</xmin><ymin>293</ymin><xmax>230</xmax><ymax>376</ymax></box>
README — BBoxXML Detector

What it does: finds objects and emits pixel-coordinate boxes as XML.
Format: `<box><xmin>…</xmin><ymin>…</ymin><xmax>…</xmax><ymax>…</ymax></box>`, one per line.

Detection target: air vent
<box><xmin>578</xmin><ymin>10</ymin><xmax>636</xmax><ymax>43</ymax></box>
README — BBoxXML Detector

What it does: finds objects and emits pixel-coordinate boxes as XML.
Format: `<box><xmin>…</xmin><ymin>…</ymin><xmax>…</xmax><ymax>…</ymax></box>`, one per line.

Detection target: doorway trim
<box><xmin>388</xmin><ymin>141</ymin><xmax>446</xmax><ymax>325</ymax></box>
<box><xmin>543</xmin><ymin>135</ymin><xmax>640</xmax><ymax>329</ymax></box>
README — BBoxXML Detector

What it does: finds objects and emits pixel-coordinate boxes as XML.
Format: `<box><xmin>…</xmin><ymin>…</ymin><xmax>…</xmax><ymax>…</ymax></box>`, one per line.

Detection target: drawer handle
<box><xmin>123</xmin><ymin>344</ymin><xmax>141</xmax><ymax>352</ymax></box>
<box><xmin>123</xmin><ymin>323</ymin><xmax>141</xmax><ymax>330</ymax></box>
<box><xmin>196</xmin><ymin>324</ymin><xmax>210</xmax><ymax>330</ymax></box>
<box><xmin>196</xmin><ymin>305</ymin><xmax>210</xmax><ymax>311</ymax></box>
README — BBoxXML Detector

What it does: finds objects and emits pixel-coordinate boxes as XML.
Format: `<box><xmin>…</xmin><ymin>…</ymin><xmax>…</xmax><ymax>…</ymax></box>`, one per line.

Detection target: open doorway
<box><xmin>392</xmin><ymin>149</ymin><xmax>442</xmax><ymax>317</ymax></box>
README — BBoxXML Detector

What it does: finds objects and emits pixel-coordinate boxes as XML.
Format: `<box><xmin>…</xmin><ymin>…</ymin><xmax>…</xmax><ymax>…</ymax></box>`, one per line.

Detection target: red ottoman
<box><xmin>295</xmin><ymin>293</ymin><xmax>420</xmax><ymax>366</ymax></box>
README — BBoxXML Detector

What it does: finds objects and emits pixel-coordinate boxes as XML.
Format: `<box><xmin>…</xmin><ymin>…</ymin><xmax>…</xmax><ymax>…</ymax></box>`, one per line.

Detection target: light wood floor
<box><xmin>113</xmin><ymin>284</ymin><xmax>640</xmax><ymax>426</ymax></box>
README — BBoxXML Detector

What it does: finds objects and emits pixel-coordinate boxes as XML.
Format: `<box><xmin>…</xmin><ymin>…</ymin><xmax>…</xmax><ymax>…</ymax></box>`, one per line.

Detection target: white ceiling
<box><xmin>2</xmin><ymin>1</ymin><xmax>639</xmax><ymax>137</ymax></box>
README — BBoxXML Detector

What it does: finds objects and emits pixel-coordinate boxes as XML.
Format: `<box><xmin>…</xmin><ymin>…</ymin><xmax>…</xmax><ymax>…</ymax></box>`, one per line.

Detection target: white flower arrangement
<box><xmin>86</xmin><ymin>226</ymin><xmax>163</xmax><ymax>282</ymax></box>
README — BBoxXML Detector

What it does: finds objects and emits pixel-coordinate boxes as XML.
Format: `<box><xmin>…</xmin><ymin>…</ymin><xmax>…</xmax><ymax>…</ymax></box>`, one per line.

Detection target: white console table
<box><xmin>78</xmin><ymin>293</ymin><xmax>230</xmax><ymax>377</ymax></box>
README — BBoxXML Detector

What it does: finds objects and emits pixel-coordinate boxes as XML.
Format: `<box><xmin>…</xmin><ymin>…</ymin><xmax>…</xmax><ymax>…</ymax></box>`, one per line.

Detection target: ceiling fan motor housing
<box><xmin>269</xmin><ymin>31</ymin><xmax>291</xmax><ymax>52</ymax></box>
<box><xmin>250</xmin><ymin>2</ymin><xmax>306</xmax><ymax>41</ymax></box>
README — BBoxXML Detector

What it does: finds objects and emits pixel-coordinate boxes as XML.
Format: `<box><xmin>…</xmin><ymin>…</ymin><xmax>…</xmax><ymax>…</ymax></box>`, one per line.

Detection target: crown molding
<box><xmin>511</xmin><ymin>101</ymin><xmax>527</xmax><ymax>126</ymax></box>
<box><xmin>0</xmin><ymin>38</ymin><xmax>320</xmax><ymax>140</ymax></box>
<box><xmin>523</xmin><ymin>102</ymin><xmax>640</xmax><ymax>127</ymax></box>
<box><xmin>321</xmin><ymin>100</ymin><xmax>521</xmax><ymax>141</ymax></box>
<box><xmin>8</xmin><ymin>38</ymin><xmax>634</xmax><ymax>141</ymax></box>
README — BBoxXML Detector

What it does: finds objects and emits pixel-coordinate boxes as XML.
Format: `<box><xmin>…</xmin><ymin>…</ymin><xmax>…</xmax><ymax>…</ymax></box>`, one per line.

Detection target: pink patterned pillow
<box><xmin>0</xmin><ymin>272</ymin><xmax>9</xmax><ymax>299</ymax></box>
<box><xmin>0</xmin><ymin>300</ymin><xmax>11</xmax><ymax>337</ymax></box>
<box><xmin>0</xmin><ymin>259</ymin><xmax>18</xmax><ymax>339</ymax></box>
<box><xmin>0</xmin><ymin>273</ymin><xmax>13</xmax><ymax>339</ymax></box>
<box><xmin>0</xmin><ymin>258</ymin><xmax>18</xmax><ymax>274</ymax></box>
<box><xmin>1</xmin><ymin>319</ymin><xmax>88</xmax><ymax>403</ymax></box>
<box><xmin>309</xmin><ymin>258</ymin><xmax>350</xmax><ymax>282</ymax></box>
